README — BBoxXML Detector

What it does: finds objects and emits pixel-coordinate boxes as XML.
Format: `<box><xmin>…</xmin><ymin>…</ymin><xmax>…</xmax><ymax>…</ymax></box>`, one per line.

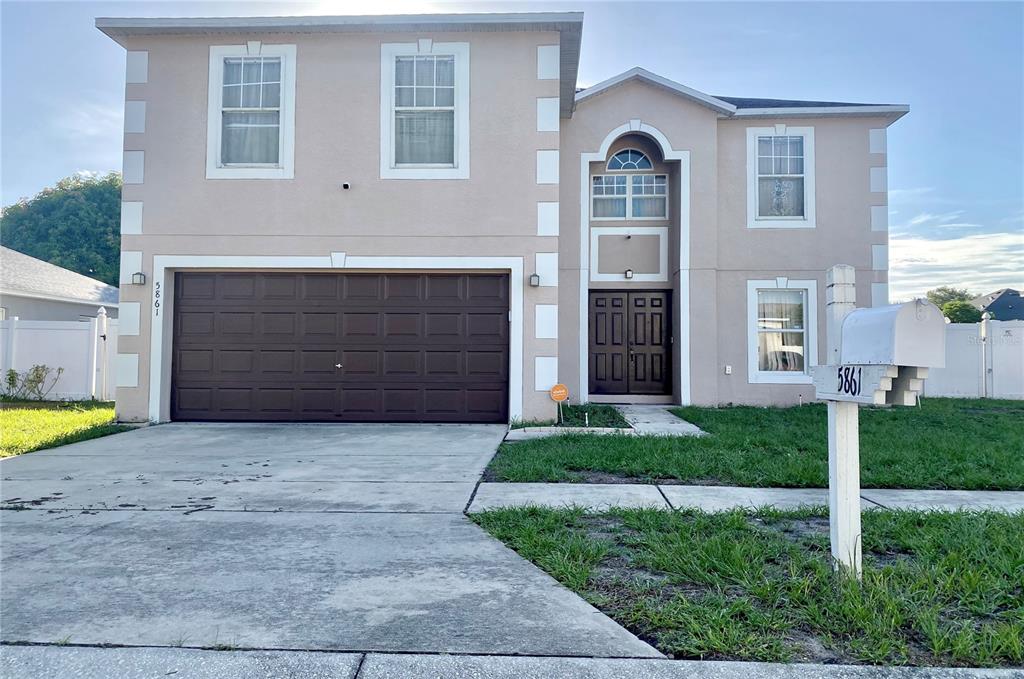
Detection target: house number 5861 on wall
<box><xmin>154</xmin><ymin>281</ymin><xmax>161</xmax><ymax>316</ymax></box>
<box><xmin>836</xmin><ymin>365</ymin><xmax>862</xmax><ymax>396</ymax></box>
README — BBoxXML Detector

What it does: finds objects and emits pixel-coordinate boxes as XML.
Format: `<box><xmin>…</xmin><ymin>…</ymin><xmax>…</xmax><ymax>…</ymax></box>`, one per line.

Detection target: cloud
<box><xmin>888</xmin><ymin>187</ymin><xmax>935</xmax><ymax>202</ymax></box>
<box><xmin>889</xmin><ymin>231</ymin><xmax>1024</xmax><ymax>301</ymax></box>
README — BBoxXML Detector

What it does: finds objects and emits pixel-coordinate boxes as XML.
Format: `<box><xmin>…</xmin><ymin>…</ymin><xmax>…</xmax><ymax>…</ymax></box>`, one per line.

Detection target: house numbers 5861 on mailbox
<box><xmin>811</xmin><ymin>363</ymin><xmax>899</xmax><ymax>406</ymax></box>
<box><xmin>835</xmin><ymin>365</ymin><xmax>863</xmax><ymax>397</ymax></box>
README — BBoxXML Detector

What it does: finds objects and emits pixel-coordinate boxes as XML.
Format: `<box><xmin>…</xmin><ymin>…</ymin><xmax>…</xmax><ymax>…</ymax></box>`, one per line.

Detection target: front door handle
<box><xmin>335</xmin><ymin>363</ymin><xmax>343</xmax><ymax>369</ymax></box>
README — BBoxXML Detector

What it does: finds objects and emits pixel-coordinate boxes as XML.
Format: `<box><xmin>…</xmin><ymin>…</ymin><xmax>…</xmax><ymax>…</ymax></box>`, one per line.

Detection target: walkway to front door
<box><xmin>589</xmin><ymin>290</ymin><xmax>672</xmax><ymax>395</ymax></box>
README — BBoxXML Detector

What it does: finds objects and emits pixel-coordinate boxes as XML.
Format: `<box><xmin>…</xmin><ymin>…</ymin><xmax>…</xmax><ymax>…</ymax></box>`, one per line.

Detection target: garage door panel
<box><xmin>383</xmin><ymin>275</ymin><xmax>423</xmax><ymax>302</ymax></box>
<box><xmin>219</xmin><ymin>275</ymin><xmax>258</xmax><ymax>300</ymax></box>
<box><xmin>262</xmin><ymin>274</ymin><xmax>299</xmax><ymax>299</ymax></box>
<box><xmin>172</xmin><ymin>272</ymin><xmax>509</xmax><ymax>422</ymax></box>
<box><xmin>383</xmin><ymin>313</ymin><xmax>422</xmax><ymax>338</ymax></box>
<box><xmin>178</xmin><ymin>312</ymin><xmax>215</xmax><ymax>337</ymax></box>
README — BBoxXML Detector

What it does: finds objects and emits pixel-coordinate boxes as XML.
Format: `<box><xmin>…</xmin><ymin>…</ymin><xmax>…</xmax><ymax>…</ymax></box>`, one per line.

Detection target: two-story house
<box><xmin>97</xmin><ymin>12</ymin><xmax>907</xmax><ymax>424</ymax></box>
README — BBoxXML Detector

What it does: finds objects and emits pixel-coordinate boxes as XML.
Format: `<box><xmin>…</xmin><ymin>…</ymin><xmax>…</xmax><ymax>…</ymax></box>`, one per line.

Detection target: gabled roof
<box><xmin>970</xmin><ymin>288</ymin><xmax>1023</xmax><ymax>320</ymax></box>
<box><xmin>0</xmin><ymin>247</ymin><xmax>119</xmax><ymax>307</ymax></box>
<box><xmin>97</xmin><ymin>12</ymin><xmax>584</xmax><ymax>118</ymax></box>
<box><xmin>575</xmin><ymin>67</ymin><xmax>737</xmax><ymax>115</ymax></box>
<box><xmin>575</xmin><ymin>67</ymin><xmax>909</xmax><ymax>120</ymax></box>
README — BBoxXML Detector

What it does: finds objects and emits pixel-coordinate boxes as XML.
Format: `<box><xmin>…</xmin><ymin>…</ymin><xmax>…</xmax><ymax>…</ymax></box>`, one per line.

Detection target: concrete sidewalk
<box><xmin>2</xmin><ymin>646</ymin><xmax>1017</xmax><ymax>678</ymax></box>
<box><xmin>469</xmin><ymin>482</ymin><xmax>1024</xmax><ymax>513</ymax></box>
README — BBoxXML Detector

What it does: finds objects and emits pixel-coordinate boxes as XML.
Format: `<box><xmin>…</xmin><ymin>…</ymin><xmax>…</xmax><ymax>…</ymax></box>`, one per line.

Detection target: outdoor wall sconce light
<box><xmin>624</xmin><ymin>269</ymin><xmax>634</xmax><ymax>280</ymax></box>
<box><xmin>529</xmin><ymin>273</ymin><xmax>541</xmax><ymax>287</ymax></box>
<box><xmin>131</xmin><ymin>272</ymin><xmax>146</xmax><ymax>286</ymax></box>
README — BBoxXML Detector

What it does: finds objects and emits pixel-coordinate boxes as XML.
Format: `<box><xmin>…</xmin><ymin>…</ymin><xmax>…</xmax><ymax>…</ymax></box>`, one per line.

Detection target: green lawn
<box><xmin>486</xmin><ymin>398</ymin><xmax>1024</xmax><ymax>489</ymax></box>
<box><xmin>0</xmin><ymin>402</ymin><xmax>130</xmax><ymax>458</ymax></box>
<box><xmin>474</xmin><ymin>507</ymin><xmax>1024</xmax><ymax>667</ymax></box>
<box><xmin>512</xmin><ymin>403</ymin><xmax>630</xmax><ymax>429</ymax></box>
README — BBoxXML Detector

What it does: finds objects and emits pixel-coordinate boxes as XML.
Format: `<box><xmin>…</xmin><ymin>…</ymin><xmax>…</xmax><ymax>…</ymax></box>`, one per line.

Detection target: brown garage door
<box><xmin>171</xmin><ymin>272</ymin><xmax>509</xmax><ymax>422</ymax></box>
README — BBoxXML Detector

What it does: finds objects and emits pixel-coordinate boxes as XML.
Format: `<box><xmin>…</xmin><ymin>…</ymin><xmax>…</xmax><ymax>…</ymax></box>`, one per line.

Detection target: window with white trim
<box><xmin>607</xmin><ymin>149</ymin><xmax>652</xmax><ymax>171</ymax></box>
<box><xmin>746</xmin><ymin>127</ymin><xmax>815</xmax><ymax>228</ymax></box>
<box><xmin>756</xmin><ymin>136</ymin><xmax>804</xmax><ymax>218</ymax></box>
<box><xmin>221</xmin><ymin>56</ymin><xmax>281</xmax><ymax>165</ymax></box>
<box><xmin>591</xmin><ymin>173</ymin><xmax>667</xmax><ymax>220</ymax></box>
<box><xmin>206</xmin><ymin>44</ymin><xmax>296</xmax><ymax>180</ymax></box>
<box><xmin>746</xmin><ymin>279</ymin><xmax>818</xmax><ymax>384</ymax></box>
<box><xmin>394</xmin><ymin>55</ymin><xmax>455</xmax><ymax>165</ymax></box>
<box><xmin>381</xmin><ymin>42</ymin><xmax>470</xmax><ymax>179</ymax></box>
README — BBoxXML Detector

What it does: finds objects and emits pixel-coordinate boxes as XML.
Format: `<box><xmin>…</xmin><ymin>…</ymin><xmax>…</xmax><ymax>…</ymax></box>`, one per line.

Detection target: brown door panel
<box><xmin>589</xmin><ymin>290</ymin><xmax>672</xmax><ymax>396</ymax></box>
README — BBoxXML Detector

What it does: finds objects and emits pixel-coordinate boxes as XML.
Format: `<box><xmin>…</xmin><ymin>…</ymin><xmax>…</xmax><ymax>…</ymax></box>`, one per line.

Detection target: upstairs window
<box><xmin>221</xmin><ymin>56</ymin><xmax>281</xmax><ymax>165</ymax></box>
<box><xmin>593</xmin><ymin>149</ymin><xmax>667</xmax><ymax>220</ymax></box>
<box><xmin>381</xmin><ymin>42</ymin><xmax>469</xmax><ymax>179</ymax></box>
<box><xmin>206</xmin><ymin>44</ymin><xmax>296</xmax><ymax>180</ymax></box>
<box><xmin>394</xmin><ymin>56</ymin><xmax>455</xmax><ymax>165</ymax></box>
<box><xmin>756</xmin><ymin>136</ymin><xmax>804</xmax><ymax>218</ymax></box>
<box><xmin>746</xmin><ymin>126</ymin><xmax>815</xmax><ymax>228</ymax></box>
<box><xmin>607</xmin><ymin>149</ymin><xmax>652</xmax><ymax>171</ymax></box>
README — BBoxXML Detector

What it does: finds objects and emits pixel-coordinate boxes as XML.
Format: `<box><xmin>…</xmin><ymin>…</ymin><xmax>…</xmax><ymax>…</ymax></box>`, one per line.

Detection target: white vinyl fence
<box><xmin>924</xmin><ymin>319</ymin><xmax>1024</xmax><ymax>400</ymax></box>
<box><xmin>0</xmin><ymin>308</ymin><xmax>118</xmax><ymax>401</ymax></box>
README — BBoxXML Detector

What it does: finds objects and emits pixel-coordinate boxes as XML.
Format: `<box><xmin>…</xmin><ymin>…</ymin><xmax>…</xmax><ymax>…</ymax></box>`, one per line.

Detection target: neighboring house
<box><xmin>970</xmin><ymin>288</ymin><xmax>1023</xmax><ymax>321</ymax></box>
<box><xmin>97</xmin><ymin>12</ymin><xmax>906</xmax><ymax>424</ymax></box>
<box><xmin>0</xmin><ymin>246</ymin><xmax>119</xmax><ymax>321</ymax></box>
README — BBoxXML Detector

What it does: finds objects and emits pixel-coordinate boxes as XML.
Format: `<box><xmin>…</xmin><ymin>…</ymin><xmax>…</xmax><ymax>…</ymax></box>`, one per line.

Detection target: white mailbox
<box><xmin>812</xmin><ymin>299</ymin><xmax>946</xmax><ymax>407</ymax></box>
<box><xmin>840</xmin><ymin>300</ymin><xmax>946</xmax><ymax>368</ymax></box>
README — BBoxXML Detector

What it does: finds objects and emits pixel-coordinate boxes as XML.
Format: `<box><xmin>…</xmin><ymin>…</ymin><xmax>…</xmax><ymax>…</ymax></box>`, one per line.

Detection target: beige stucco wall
<box><xmin>115</xmin><ymin>29</ymin><xmax>560</xmax><ymax>422</ymax></box>
<box><xmin>558</xmin><ymin>78</ymin><xmax>895</xmax><ymax>406</ymax></box>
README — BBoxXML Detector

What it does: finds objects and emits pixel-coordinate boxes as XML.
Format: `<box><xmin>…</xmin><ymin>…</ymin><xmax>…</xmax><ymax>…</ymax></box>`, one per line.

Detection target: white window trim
<box><xmin>380</xmin><ymin>41</ymin><xmax>470</xmax><ymax>180</ymax></box>
<box><xmin>746</xmin><ymin>126</ymin><xmax>815</xmax><ymax>229</ymax></box>
<box><xmin>578</xmin><ymin>120</ymin><xmax>692</xmax><ymax>404</ymax></box>
<box><xmin>591</xmin><ymin>173</ymin><xmax>669</xmax><ymax>221</ymax></box>
<box><xmin>590</xmin><ymin>226</ymin><xmax>669</xmax><ymax>282</ymax></box>
<box><xmin>746</xmin><ymin>278</ymin><xmax>818</xmax><ymax>384</ymax></box>
<box><xmin>148</xmin><ymin>255</ymin><xmax>523</xmax><ymax>423</ymax></box>
<box><xmin>206</xmin><ymin>44</ymin><xmax>296</xmax><ymax>180</ymax></box>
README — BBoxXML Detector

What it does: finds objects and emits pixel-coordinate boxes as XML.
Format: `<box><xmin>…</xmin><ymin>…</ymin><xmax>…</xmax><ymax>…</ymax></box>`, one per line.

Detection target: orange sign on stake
<box><xmin>549</xmin><ymin>384</ymin><xmax>569</xmax><ymax>402</ymax></box>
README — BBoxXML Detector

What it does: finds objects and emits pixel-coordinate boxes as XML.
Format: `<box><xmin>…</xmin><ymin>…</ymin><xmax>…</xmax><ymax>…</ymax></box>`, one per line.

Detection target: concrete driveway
<box><xmin>0</xmin><ymin>424</ymin><xmax>658</xmax><ymax>658</ymax></box>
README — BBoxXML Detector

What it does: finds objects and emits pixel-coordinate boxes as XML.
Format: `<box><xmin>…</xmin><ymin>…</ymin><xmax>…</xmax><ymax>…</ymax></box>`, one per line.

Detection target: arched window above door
<box><xmin>607</xmin><ymin>149</ymin><xmax>653</xmax><ymax>171</ymax></box>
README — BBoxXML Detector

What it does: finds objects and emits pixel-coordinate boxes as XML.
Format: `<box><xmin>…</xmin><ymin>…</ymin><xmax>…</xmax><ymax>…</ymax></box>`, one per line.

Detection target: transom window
<box><xmin>592</xmin><ymin>173</ymin><xmax>668</xmax><ymax>220</ymax></box>
<box><xmin>755</xmin><ymin>289</ymin><xmax>807</xmax><ymax>373</ymax></box>
<box><xmin>607</xmin><ymin>149</ymin><xmax>653</xmax><ymax>171</ymax></box>
<box><xmin>393</xmin><ymin>55</ymin><xmax>456</xmax><ymax>166</ymax></box>
<box><xmin>756</xmin><ymin>135</ymin><xmax>805</xmax><ymax>218</ymax></box>
<box><xmin>221</xmin><ymin>57</ymin><xmax>281</xmax><ymax>166</ymax></box>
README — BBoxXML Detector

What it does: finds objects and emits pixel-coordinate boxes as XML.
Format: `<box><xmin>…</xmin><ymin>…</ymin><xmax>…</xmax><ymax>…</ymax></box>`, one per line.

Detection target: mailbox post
<box><xmin>812</xmin><ymin>265</ymin><xmax>946</xmax><ymax>579</ymax></box>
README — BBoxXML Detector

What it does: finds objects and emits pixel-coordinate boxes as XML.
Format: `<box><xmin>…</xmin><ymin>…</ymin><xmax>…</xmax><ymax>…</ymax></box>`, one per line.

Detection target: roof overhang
<box><xmin>731</xmin><ymin>105</ymin><xmax>910</xmax><ymax>122</ymax></box>
<box><xmin>0</xmin><ymin>288</ymin><xmax>119</xmax><ymax>308</ymax></box>
<box><xmin>96</xmin><ymin>12</ymin><xmax>584</xmax><ymax>117</ymax></box>
<box><xmin>575</xmin><ymin>67</ymin><xmax>737</xmax><ymax>116</ymax></box>
<box><xmin>575</xmin><ymin>67</ymin><xmax>909</xmax><ymax>122</ymax></box>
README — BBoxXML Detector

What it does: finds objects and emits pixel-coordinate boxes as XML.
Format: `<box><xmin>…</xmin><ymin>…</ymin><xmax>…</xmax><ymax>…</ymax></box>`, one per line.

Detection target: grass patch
<box><xmin>487</xmin><ymin>398</ymin><xmax>1024</xmax><ymax>489</ymax></box>
<box><xmin>473</xmin><ymin>507</ymin><xmax>1024</xmax><ymax>666</ymax></box>
<box><xmin>511</xmin><ymin>403</ymin><xmax>629</xmax><ymax>429</ymax></box>
<box><xmin>0</xmin><ymin>402</ymin><xmax>130</xmax><ymax>458</ymax></box>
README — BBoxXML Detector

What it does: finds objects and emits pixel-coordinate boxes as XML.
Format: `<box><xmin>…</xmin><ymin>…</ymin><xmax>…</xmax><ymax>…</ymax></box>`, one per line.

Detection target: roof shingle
<box><xmin>0</xmin><ymin>247</ymin><xmax>119</xmax><ymax>306</ymax></box>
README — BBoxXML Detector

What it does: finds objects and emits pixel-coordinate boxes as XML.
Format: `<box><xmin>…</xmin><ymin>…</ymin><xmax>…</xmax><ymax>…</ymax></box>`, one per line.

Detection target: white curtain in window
<box><xmin>221</xmin><ymin>111</ymin><xmax>280</xmax><ymax>164</ymax></box>
<box><xmin>395</xmin><ymin>111</ymin><xmax>454</xmax><ymax>165</ymax></box>
<box><xmin>632</xmin><ymin>197</ymin><xmax>666</xmax><ymax>218</ymax></box>
<box><xmin>757</xmin><ymin>289</ymin><xmax>805</xmax><ymax>372</ymax></box>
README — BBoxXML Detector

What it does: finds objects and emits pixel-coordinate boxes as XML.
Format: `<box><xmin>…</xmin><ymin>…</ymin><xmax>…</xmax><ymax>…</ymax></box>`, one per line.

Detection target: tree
<box><xmin>941</xmin><ymin>300</ymin><xmax>982</xmax><ymax>324</ymax></box>
<box><xmin>1</xmin><ymin>172</ymin><xmax>121</xmax><ymax>285</ymax></box>
<box><xmin>926</xmin><ymin>286</ymin><xmax>974</xmax><ymax>309</ymax></box>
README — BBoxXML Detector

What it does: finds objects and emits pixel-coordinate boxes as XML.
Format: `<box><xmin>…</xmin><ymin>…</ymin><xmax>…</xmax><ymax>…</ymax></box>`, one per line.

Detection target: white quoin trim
<box><xmin>579</xmin><ymin>121</ymin><xmax>691</xmax><ymax>404</ymax></box>
<box><xmin>147</xmin><ymin>255</ymin><xmax>524</xmax><ymax>423</ymax></box>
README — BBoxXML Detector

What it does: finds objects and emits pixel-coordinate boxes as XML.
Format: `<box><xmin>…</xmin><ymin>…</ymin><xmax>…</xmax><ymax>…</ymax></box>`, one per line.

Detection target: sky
<box><xmin>1</xmin><ymin>0</ymin><xmax>1021</xmax><ymax>300</ymax></box>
